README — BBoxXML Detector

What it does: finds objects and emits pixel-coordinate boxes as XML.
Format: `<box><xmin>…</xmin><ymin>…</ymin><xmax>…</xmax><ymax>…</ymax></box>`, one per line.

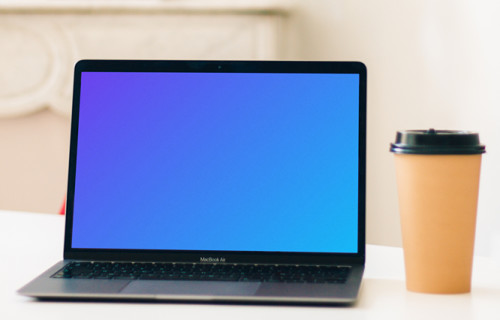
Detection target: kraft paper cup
<box><xmin>390</xmin><ymin>129</ymin><xmax>485</xmax><ymax>294</ymax></box>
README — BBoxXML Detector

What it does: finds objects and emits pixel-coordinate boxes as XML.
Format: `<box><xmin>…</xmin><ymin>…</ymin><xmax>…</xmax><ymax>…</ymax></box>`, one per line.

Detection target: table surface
<box><xmin>1</xmin><ymin>210</ymin><xmax>499</xmax><ymax>319</ymax></box>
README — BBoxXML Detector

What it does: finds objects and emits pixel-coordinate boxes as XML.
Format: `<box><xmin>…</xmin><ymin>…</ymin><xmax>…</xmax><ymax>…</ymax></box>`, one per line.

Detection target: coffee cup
<box><xmin>390</xmin><ymin>129</ymin><xmax>485</xmax><ymax>293</ymax></box>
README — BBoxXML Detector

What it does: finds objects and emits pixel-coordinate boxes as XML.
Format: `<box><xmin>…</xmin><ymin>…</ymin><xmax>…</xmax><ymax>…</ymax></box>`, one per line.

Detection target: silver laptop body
<box><xmin>19</xmin><ymin>60</ymin><xmax>367</xmax><ymax>305</ymax></box>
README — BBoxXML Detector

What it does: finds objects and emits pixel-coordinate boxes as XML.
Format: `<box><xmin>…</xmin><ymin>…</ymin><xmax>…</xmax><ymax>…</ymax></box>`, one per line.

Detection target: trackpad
<box><xmin>122</xmin><ymin>280</ymin><xmax>260</xmax><ymax>296</ymax></box>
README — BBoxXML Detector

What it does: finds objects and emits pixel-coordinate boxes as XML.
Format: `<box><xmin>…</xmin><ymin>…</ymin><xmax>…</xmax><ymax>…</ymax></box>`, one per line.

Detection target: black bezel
<box><xmin>64</xmin><ymin>60</ymin><xmax>367</xmax><ymax>266</ymax></box>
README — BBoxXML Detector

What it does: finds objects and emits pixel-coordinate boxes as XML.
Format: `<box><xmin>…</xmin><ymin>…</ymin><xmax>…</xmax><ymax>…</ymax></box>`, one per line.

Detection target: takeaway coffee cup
<box><xmin>390</xmin><ymin>129</ymin><xmax>485</xmax><ymax>294</ymax></box>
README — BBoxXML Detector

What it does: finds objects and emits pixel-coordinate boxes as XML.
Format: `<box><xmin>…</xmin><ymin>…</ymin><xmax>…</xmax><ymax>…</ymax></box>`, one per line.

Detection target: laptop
<box><xmin>19</xmin><ymin>60</ymin><xmax>367</xmax><ymax>305</ymax></box>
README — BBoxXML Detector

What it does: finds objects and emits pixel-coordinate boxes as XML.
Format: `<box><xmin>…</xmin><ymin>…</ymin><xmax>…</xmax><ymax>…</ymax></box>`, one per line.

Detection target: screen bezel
<box><xmin>63</xmin><ymin>60</ymin><xmax>367</xmax><ymax>265</ymax></box>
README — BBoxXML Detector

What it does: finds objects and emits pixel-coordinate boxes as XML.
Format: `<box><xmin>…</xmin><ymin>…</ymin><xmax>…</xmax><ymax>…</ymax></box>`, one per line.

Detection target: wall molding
<box><xmin>0</xmin><ymin>0</ymin><xmax>290</xmax><ymax>15</ymax></box>
<box><xmin>0</xmin><ymin>0</ymin><xmax>288</xmax><ymax>118</ymax></box>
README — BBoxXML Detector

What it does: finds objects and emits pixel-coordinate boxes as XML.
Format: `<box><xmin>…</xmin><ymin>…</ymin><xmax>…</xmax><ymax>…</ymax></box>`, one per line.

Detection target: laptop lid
<box><xmin>63</xmin><ymin>60</ymin><xmax>366</xmax><ymax>266</ymax></box>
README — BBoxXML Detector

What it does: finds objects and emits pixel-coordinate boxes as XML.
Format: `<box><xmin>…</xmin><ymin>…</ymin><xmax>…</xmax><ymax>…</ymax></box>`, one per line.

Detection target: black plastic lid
<box><xmin>390</xmin><ymin>129</ymin><xmax>486</xmax><ymax>155</ymax></box>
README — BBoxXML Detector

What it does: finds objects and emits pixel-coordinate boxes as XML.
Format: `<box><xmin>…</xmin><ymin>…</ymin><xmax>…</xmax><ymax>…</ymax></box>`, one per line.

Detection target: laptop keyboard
<box><xmin>52</xmin><ymin>262</ymin><xmax>350</xmax><ymax>284</ymax></box>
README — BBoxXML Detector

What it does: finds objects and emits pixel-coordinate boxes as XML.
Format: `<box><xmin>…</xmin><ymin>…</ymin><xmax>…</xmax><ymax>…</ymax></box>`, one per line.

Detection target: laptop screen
<box><xmin>68</xmin><ymin>61</ymin><xmax>365</xmax><ymax>256</ymax></box>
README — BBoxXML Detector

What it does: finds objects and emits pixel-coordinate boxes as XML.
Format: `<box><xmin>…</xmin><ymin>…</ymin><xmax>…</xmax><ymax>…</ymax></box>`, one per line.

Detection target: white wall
<box><xmin>284</xmin><ymin>0</ymin><xmax>500</xmax><ymax>256</ymax></box>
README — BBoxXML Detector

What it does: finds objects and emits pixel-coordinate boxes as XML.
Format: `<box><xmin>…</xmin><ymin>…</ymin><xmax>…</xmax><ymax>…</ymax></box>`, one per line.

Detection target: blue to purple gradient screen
<box><xmin>71</xmin><ymin>71</ymin><xmax>360</xmax><ymax>253</ymax></box>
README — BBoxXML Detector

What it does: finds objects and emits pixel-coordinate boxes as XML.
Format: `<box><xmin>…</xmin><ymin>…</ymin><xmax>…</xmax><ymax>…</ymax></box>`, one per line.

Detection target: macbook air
<box><xmin>19</xmin><ymin>60</ymin><xmax>367</xmax><ymax>305</ymax></box>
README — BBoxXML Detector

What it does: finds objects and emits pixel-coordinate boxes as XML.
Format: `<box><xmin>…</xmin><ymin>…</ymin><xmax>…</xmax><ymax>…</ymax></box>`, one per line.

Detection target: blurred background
<box><xmin>1</xmin><ymin>0</ymin><xmax>499</xmax><ymax>257</ymax></box>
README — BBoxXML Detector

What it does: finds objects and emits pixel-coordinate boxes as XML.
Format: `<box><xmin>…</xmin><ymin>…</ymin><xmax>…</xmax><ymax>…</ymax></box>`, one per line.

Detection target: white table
<box><xmin>1</xmin><ymin>210</ymin><xmax>499</xmax><ymax>319</ymax></box>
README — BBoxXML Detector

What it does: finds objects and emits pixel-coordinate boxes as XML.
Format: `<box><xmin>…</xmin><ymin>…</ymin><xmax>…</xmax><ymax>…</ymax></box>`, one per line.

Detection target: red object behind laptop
<box><xmin>59</xmin><ymin>200</ymin><xmax>65</xmax><ymax>215</ymax></box>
